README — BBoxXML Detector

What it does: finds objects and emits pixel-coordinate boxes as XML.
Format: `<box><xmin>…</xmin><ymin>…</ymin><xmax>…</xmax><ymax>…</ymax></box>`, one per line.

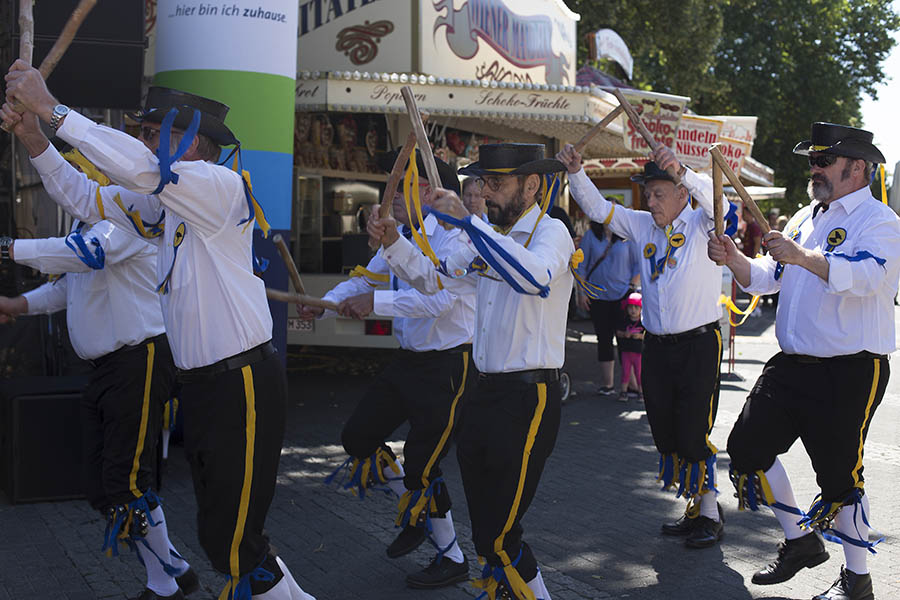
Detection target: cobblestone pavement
<box><xmin>2</xmin><ymin>305</ymin><xmax>899</xmax><ymax>599</ymax></box>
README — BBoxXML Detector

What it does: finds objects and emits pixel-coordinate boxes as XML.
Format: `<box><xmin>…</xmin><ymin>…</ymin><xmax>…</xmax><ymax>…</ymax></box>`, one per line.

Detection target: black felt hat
<box><xmin>793</xmin><ymin>122</ymin><xmax>885</xmax><ymax>164</ymax></box>
<box><xmin>630</xmin><ymin>161</ymin><xmax>676</xmax><ymax>185</ymax></box>
<box><xmin>130</xmin><ymin>86</ymin><xmax>239</xmax><ymax>147</ymax></box>
<box><xmin>376</xmin><ymin>148</ymin><xmax>460</xmax><ymax>195</ymax></box>
<box><xmin>457</xmin><ymin>143</ymin><xmax>566</xmax><ymax>177</ymax></box>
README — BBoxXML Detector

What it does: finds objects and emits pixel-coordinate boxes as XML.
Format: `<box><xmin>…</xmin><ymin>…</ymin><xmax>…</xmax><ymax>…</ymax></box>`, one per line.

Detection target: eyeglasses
<box><xmin>140</xmin><ymin>126</ymin><xmax>159</xmax><ymax>142</ymax></box>
<box><xmin>476</xmin><ymin>176</ymin><xmax>506</xmax><ymax>192</ymax></box>
<box><xmin>808</xmin><ymin>154</ymin><xmax>838</xmax><ymax>169</ymax></box>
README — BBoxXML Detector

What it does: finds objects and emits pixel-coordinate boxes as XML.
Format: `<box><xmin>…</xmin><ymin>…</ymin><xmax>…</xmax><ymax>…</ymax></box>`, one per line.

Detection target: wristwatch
<box><xmin>49</xmin><ymin>104</ymin><xmax>70</xmax><ymax>131</ymax></box>
<box><xmin>0</xmin><ymin>236</ymin><xmax>13</xmax><ymax>264</ymax></box>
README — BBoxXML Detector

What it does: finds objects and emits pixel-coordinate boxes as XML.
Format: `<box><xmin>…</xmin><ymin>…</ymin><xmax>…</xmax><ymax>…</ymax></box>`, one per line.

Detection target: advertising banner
<box><xmin>675</xmin><ymin>114</ymin><xmax>724</xmax><ymax>172</ymax></box>
<box><xmin>619</xmin><ymin>90</ymin><xmax>687</xmax><ymax>152</ymax></box>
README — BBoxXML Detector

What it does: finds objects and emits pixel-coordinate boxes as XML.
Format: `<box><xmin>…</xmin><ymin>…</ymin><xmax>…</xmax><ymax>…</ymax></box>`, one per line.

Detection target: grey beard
<box><xmin>488</xmin><ymin>185</ymin><xmax>529</xmax><ymax>228</ymax></box>
<box><xmin>807</xmin><ymin>177</ymin><xmax>834</xmax><ymax>203</ymax></box>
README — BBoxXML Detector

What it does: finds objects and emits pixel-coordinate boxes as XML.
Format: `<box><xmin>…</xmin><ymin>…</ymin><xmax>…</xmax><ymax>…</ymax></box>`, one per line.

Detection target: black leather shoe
<box><xmin>751</xmin><ymin>532</ymin><xmax>830</xmax><ymax>585</ymax></box>
<box><xmin>661</xmin><ymin>512</ymin><xmax>697</xmax><ymax>536</ymax></box>
<box><xmin>175</xmin><ymin>567</ymin><xmax>200</xmax><ymax>595</ymax></box>
<box><xmin>406</xmin><ymin>555</ymin><xmax>469</xmax><ymax>589</ymax></box>
<box><xmin>662</xmin><ymin>502</ymin><xmax>723</xmax><ymax>536</ymax></box>
<box><xmin>129</xmin><ymin>589</ymin><xmax>185</xmax><ymax>600</ymax></box>
<box><xmin>386</xmin><ymin>525</ymin><xmax>426</xmax><ymax>558</ymax></box>
<box><xmin>685</xmin><ymin>515</ymin><xmax>724</xmax><ymax>548</ymax></box>
<box><xmin>814</xmin><ymin>566</ymin><xmax>875</xmax><ymax>600</ymax></box>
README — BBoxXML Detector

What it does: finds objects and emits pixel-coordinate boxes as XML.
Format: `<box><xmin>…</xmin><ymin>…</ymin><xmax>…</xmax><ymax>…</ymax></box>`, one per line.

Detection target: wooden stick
<box><xmin>709</xmin><ymin>145</ymin><xmax>770</xmax><ymax>234</ymax></box>
<box><xmin>38</xmin><ymin>0</ymin><xmax>97</xmax><ymax>79</ymax></box>
<box><xmin>368</xmin><ymin>131</ymin><xmax>418</xmax><ymax>250</ymax></box>
<box><xmin>573</xmin><ymin>105</ymin><xmax>623</xmax><ymax>153</ymax></box>
<box><xmin>380</xmin><ymin>131</ymin><xmax>418</xmax><ymax>219</ymax></box>
<box><xmin>18</xmin><ymin>0</ymin><xmax>34</xmax><ymax>66</ymax></box>
<box><xmin>2</xmin><ymin>0</ymin><xmax>98</xmax><ymax>132</ymax></box>
<box><xmin>711</xmin><ymin>160</ymin><xmax>725</xmax><ymax>265</ymax></box>
<box><xmin>266</xmin><ymin>288</ymin><xmax>339</xmax><ymax>312</ymax></box>
<box><xmin>712</xmin><ymin>161</ymin><xmax>724</xmax><ymax>237</ymax></box>
<box><xmin>400</xmin><ymin>86</ymin><xmax>443</xmax><ymax>194</ymax></box>
<box><xmin>272</xmin><ymin>233</ymin><xmax>306</xmax><ymax>296</ymax></box>
<box><xmin>611</xmin><ymin>88</ymin><xmax>681</xmax><ymax>185</ymax></box>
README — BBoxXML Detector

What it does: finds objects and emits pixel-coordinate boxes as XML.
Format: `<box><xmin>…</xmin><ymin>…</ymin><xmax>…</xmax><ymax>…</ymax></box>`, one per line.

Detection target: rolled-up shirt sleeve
<box><xmin>742</xmin><ymin>255</ymin><xmax>782</xmax><ymax>296</ymax></box>
<box><xmin>824</xmin><ymin>218</ymin><xmax>900</xmax><ymax>297</ymax></box>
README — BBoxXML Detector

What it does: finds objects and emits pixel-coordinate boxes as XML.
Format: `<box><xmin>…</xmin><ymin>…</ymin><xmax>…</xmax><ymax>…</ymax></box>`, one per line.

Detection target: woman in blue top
<box><xmin>576</xmin><ymin>221</ymin><xmax>640</xmax><ymax>395</ymax></box>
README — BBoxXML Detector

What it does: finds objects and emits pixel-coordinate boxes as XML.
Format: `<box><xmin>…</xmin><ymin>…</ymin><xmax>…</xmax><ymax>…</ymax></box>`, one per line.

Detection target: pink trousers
<box><xmin>621</xmin><ymin>351</ymin><xmax>642</xmax><ymax>388</ymax></box>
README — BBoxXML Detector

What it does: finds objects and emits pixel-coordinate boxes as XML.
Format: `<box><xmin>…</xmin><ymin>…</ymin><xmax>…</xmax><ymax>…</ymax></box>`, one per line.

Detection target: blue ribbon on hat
<box><xmin>152</xmin><ymin>108</ymin><xmax>202</xmax><ymax>195</ymax></box>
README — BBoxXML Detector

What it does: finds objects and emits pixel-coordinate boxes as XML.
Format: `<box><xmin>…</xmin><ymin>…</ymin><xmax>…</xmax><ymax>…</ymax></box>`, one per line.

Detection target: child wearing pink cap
<box><xmin>616</xmin><ymin>292</ymin><xmax>644</xmax><ymax>402</ymax></box>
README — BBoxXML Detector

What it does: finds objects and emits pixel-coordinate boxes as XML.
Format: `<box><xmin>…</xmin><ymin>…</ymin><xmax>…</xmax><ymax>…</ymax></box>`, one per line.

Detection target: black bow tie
<box><xmin>812</xmin><ymin>202</ymin><xmax>830</xmax><ymax>218</ymax></box>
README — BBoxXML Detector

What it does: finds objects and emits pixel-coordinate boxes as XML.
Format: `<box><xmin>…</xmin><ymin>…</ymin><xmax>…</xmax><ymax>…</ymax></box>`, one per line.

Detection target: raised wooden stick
<box><xmin>400</xmin><ymin>86</ymin><xmax>443</xmax><ymax>194</ymax></box>
<box><xmin>709</xmin><ymin>145</ymin><xmax>770</xmax><ymax>234</ymax></box>
<box><xmin>711</xmin><ymin>160</ymin><xmax>725</xmax><ymax>264</ymax></box>
<box><xmin>266</xmin><ymin>288</ymin><xmax>339</xmax><ymax>312</ymax></box>
<box><xmin>381</xmin><ymin>132</ymin><xmax>418</xmax><ymax>218</ymax></box>
<box><xmin>272</xmin><ymin>233</ymin><xmax>307</xmax><ymax>295</ymax></box>
<box><xmin>18</xmin><ymin>0</ymin><xmax>34</xmax><ymax>66</ymax></box>
<box><xmin>573</xmin><ymin>105</ymin><xmax>623</xmax><ymax>153</ymax></box>
<box><xmin>612</xmin><ymin>88</ymin><xmax>681</xmax><ymax>185</ymax></box>
<box><xmin>2</xmin><ymin>0</ymin><xmax>98</xmax><ymax>132</ymax></box>
<box><xmin>369</xmin><ymin>131</ymin><xmax>418</xmax><ymax>250</ymax></box>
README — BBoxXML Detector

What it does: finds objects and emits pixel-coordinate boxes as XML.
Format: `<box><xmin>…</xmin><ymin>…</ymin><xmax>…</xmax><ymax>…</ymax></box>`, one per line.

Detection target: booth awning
<box><xmin>294</xmin><ymin>71</ymin><xmax>690</xmax><ymax>158</ymax></box>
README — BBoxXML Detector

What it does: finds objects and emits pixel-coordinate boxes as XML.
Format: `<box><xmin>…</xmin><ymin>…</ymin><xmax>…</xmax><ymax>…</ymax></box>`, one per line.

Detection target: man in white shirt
<box><xmin>369</xmin><ymin>143</ymin><xmax>573</xmax><ymax>600</ymax></box>
<box><xmin>300</xmin><ymin>150</ymin><xmax>475</xmax><ymax>589</ymax></box>
<box><xmin>709</xmin><ymin>122</ymin><xmax>900</xmax><ymax>600</ymax></box>
<box><xmin>0</xmin><ymin>212</ymin><xmax>197</xmax><ymax>600</ymax></box>
<box><xmin>558</xmin><ymin>142</ymin><xmax>728</xmax><ymax>549</ymax></box>
<box><xmin>461</xmin><ymin>176</ymin><xmax>487</xmax><ymax>222</ymax></box>
<box><xmin>2</xmin><ymin>60</ymin><xmax>314</xmax><ymax>600</ymax></box>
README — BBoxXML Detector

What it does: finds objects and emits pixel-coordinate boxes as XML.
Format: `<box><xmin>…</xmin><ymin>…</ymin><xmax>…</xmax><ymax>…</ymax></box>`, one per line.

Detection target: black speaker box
<box><xmin>10</xmin><ymin>0</ymin><xmax>145</xmax><ymax>109</ymax></box>
<box><xmin>0</xmin><ymin>376</ymin><xmax>88</xmax><ymax>504</ymax></box>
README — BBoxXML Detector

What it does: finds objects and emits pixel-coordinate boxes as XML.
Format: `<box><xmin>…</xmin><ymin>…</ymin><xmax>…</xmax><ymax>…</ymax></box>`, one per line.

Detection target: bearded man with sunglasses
<box><xmin>709</xmin><ymin>123</ymin><xmax>900</xmax><ymax>600</ymax></box>
<box><xmin>368</xmin><ymin>143</ymin><xmax>572</xmax><ymax>600</ymax></box>
<box><xmin>558</xmin><ymin>142</ymin><xmax>729</xmax><ymax>550</ymax></box>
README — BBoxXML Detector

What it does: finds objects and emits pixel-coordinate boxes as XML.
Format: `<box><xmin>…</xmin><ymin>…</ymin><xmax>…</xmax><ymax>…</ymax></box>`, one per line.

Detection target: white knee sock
<box><xmin>699</xmin><ymin>465</ymin><xmax>719</xmax><ymax>521</ymax></box>
<box><xmin>137</xmin><ymin>506</ymin><xmax>178</xmax><ymax>596</ymax></box>
<box><xmin>384</xmin><ymin>462</ymin><xmax>406</xmax><ymax>498</ymax></box>
<box><xmin>161</xmin><ymin>429</ymin><xmax>171</xmax><ymax>460</ymax></box>
<box><xmin>527</xmin><ymin>568</ymin><xmax>551</xmax><ymax>600</ymax></box>
<box><xmin>763</xmin><ymin>459</ymin><xmax>804</xmax><ymax>540</ymax></box>
<box><xmin>835</xmin><ymin>494</ymin><xmax>870</xmax><ymax>575</ymax></box>
<box><xmin>429</xmin><ymin>510</ymin><xmax>464</xmax><ymax>563</ymax></box>
<box><xmin>166</xmin><ymin>540</ymin><xmax>189</xmax><ymax>575</ymax></box>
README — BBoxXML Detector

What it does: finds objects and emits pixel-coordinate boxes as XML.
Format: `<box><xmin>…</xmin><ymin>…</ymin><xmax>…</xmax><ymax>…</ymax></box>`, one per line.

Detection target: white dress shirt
<box><xmin>741</xmin><ymin>185</ymin><xmax>900</xmax><ymax>356</ymax></box>
<box><xmin>16</xmin><ymin>220</ymin><xmax>165</xmax><ymax>361</ymax></box>
<box><xmin>321</xmin><ymin>214</ymin><xmax>475</xmax><ymax>351</ymax></box>
<box><xmin>568</xmin><ymin>168</ymin><xmax>725</xmax><ymax>336</ymax></box>
<box><xmin>32</xmin><ymin>110</ymin><xmax>272</xmax><ymax>369</ymax></box>
<box><xmin>383</xmin><ymin>202</ymin><xmax>575</xmax><ymax>373</ymax></box>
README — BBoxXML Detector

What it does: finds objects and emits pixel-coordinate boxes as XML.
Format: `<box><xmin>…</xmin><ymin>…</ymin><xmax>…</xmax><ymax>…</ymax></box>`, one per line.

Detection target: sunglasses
<box><xmin>476</xmin><ymin>176</ymin><xmax>507</xmax><ymax>192</ymax></box>
<box><xmin>140</xmin><ymin>126</ymin><xmax>160</xmax><ymax>142</ymax></box>
<box><xmin>808</xmin><ymin>154</ymin><xmax>838</xmax><ymax>168</ymax></box>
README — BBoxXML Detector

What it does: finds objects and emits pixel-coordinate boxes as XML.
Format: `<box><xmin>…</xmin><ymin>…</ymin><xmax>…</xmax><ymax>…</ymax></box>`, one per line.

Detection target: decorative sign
<box><xmin>619</xmin><ymin>90</ymin><xmax>688</xmax><ymax>153</ymax></box>
<box><xmin>295</xmin><ymin>76</ymin><xmax>607</xmax><ymax>122</ymax></box>
<box><xmin>296</xmin><ymin>0</ymin><xmax>410</xmax><ymax>74</ymax></box>
<box><xmin>716</xmin><ymin>136</ymin><xmax>753</xmax><ymax>177</ymax></box>
<box><xmin>336</xmin><ymin>20</ymin><xmax>395</xmax><ymax>65</ymax></box>
<box><xmin>423</xmin><ymin>0</ymin><xmax>579</xmax><ymax>85</ymax></box>
<box><xmin>589</xmin><ymin>29</ymin><xmax>633</xmax><ymax>80</ymax></box>
<box><xmin>675</xmin><ymin>115</ymin><xmax>724</xmax><ymax>171</ymax></box>
<box><xmin>710</xmin><ymin>115</ymin><xmax>757</xmax><ymax>145</ymax></box>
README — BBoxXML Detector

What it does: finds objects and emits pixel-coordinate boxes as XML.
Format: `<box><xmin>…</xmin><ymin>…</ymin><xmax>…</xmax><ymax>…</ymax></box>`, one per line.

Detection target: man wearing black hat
<box><xmin>558</xmin><ymin>142</ymin><xmax>728</xmax><ymax>549</ymax></box>
<box><xmin>0</xmin><ymin>150</ymin><xmax>197</xmax><ymax>599</ymax></box>
<box><xmin>2</xmin><ymin>60</ymin><xmax>315</xmax><ymax>600</ymax></box>
<box><xmin>299</xmin><ymin>149</ymin><xmax>476</xmax><ymax>589</ymax></box>
<box><xmin>369</xmin><ymin>143</ymin><xmax>573</xmax><ymax>600</ymax></box>
<box><xmin>709</xmin><ymin>122</ymin><xmax>900</xmax><ymax>600</ymax></box>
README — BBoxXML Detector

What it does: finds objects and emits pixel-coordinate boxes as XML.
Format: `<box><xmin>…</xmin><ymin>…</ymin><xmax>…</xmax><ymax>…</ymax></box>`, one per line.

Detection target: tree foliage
<box><xmin>570</xmin><ymin>0</ymin><xmax>900</xmax><ymax>213</ymax></box>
